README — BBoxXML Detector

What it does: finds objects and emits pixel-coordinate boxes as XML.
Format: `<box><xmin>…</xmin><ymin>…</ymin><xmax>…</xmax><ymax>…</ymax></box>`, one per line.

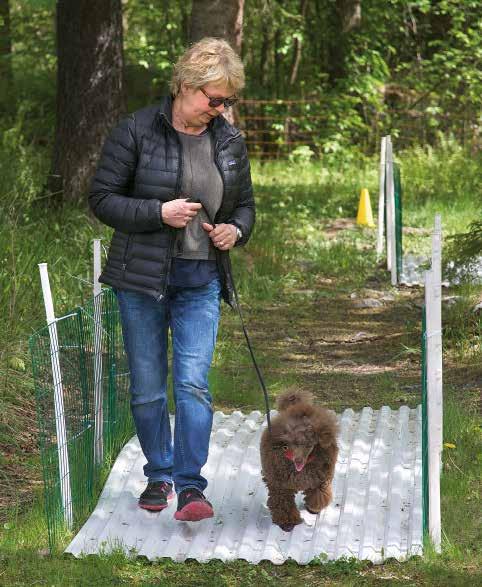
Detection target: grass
<box><xmin>0</xmin><ymin>138</ymin><xmax>481</xmax><ymax>584</ymax></box>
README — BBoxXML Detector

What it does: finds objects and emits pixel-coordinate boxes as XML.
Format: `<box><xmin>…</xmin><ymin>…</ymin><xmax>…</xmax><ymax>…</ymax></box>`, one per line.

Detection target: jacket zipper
<box><xmin>213</xmin><ymin>134</ymin><xmax>239</xmax><ymax>307</ymax></box>
<box><xmin>121</xmin><ymin>234</ymin><xmax>133</xmax><ymax>275</ymax></box>
<box><xmin>157</xmin><ymin>126</ymin><xmax>184</xmax><ymax>301</ymax></box>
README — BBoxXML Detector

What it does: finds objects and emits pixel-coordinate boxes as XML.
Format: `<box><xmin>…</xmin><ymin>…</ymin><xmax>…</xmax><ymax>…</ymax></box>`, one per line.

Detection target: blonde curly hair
<box><xmin>170</xmin><ymin>37</ymin><xmax>245</xmax><ymax>96</ymax></box>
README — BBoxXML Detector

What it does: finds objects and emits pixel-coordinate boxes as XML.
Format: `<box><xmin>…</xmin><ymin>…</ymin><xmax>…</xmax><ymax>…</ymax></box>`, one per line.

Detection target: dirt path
<box><xmin>223</xmin><ymin>276</ymin><xmax>480</xmax><ymax>414</ymax></box>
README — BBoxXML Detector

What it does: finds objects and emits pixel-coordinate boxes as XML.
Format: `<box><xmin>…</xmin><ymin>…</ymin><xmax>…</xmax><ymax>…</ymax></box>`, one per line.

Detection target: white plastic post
<box><xmin>424</xmin><ymin>219</ymin><xmax>443</xmax><ymax>552</ymax></box>
<box><xmin>431</xmin><ymin>215</ymin><xmax>443</xmax><ymax>466</ymax></box>
<box><xmin>38</xmin><ymin>263</ymin><xmax>73</xmax><ymax>528</ymax></box>
<box><xmin>385</xmin><ymin>137</ymin><xmax>397</xmax><ymax>286</ymax></box>
<box><xmin>376</xmin><ymin>136</ymin><xmax>387</xmax><ymax>260</ymax></box>
<box><xmin>93</xmin><ymin>239</ymin><xmax>104</xmax><ymax>466</ymax></box>
<box><xmin>432</xmin><ymin>214</ymin><xmax>442</xmax><ymax>294</ymax></box>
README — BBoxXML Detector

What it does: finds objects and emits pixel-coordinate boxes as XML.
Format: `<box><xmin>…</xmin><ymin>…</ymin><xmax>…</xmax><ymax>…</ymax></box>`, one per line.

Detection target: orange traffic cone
<box><xmin>356</xmin><ymin>188</ymin><xmax>375</xmax><ymax>228</ymax></box>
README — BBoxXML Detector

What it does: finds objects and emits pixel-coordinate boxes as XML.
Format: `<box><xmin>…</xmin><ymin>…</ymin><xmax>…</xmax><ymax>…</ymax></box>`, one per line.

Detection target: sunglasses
<box><xmin>200</xmin><ymin>87</ymin><xmax>238</xmax><ymax>109</ymax></box>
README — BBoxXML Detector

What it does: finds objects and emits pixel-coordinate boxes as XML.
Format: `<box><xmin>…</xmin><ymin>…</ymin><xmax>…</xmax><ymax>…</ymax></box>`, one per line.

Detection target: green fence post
<box><xmin>394</xmin><ymin>163</ymin><xmax>403</xmax><ymax>282</ymax></box>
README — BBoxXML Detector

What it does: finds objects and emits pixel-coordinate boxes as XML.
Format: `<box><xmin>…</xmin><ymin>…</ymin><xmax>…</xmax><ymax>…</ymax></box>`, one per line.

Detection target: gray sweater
<box><xmin>173</xmin><ymin>130</ymin><xmax>223</xmax><ymax>261</ymax></box>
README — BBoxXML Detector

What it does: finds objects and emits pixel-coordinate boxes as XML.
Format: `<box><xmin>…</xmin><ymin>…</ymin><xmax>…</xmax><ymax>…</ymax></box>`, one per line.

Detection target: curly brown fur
<box><xmin>260</xmin><ymin>389</ymin><xmax>338</xmax><ymax>532</ymax></box>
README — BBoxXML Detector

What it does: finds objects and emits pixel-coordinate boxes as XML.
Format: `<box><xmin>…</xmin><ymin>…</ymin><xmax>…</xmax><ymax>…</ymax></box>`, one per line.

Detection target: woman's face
<box><xmin>179</xmin><ymin>82</ymin><xmax>236</xmax><ymax>126</ymax></box>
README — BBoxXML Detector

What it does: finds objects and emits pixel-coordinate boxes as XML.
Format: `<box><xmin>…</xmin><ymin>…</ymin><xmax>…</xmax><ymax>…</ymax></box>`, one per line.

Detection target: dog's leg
<box><xmin>304</xmin><ymin>482</ymin><xmax>333</xmax><ymax>514</ymax></box>
<box><xmin>266</xmin><ymin>488</ymin><xmax>302</xmax><ymax>532</ymax></box>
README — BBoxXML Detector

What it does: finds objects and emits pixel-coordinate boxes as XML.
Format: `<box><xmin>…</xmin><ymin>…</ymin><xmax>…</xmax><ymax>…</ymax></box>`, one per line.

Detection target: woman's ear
<box><xmin>180</xmin><ymin>83</ymin><xmax>193</xmax><ymax>97</ymax></box>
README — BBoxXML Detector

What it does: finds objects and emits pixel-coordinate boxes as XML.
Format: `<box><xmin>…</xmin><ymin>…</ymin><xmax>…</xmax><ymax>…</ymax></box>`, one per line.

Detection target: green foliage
<box><xmin>446</xmin><ymin>220</ymin><xmax>482</xmax><ymax>266</ymax></box>
<box><xmin>123</xmin><ymin>0</ymin><xmax>192</xmax><ymax>109</ymax></box>
<box><xmin>4</xmin><ymin>0</ymin><xmax>481</xmax><ymax>154</ymax></box>
<box><xmin>9</xmin><ymin>1</ymin><xmax>56</xmax><ymax>135</ymax></box>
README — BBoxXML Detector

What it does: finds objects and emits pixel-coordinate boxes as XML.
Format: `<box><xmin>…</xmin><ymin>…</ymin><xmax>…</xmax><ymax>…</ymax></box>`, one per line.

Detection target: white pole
<box><xmin>385</xmin><ymin>137</ymin><xmax>396</xmax><ymax>285</ymax></box>
<box><xmin>376</xmin><ymin>136</ymin><xmax>387</xmax><ymax>260</ymax></box>
<box><xmin>38</xmin><ymin>263</ymin><xmax>73</xmax><ymax>529</ymax></box>
<box><xmin>431</xmin><ymin>215</ymin><xmax>443</xmax><ymax>466</ymax></box>
<box><xmin>425</xmin><ymin>263</ymin><xmax>442</xmax><ymax>552</ymax></box>
<box><xmin>93</xmin><ymin>240</ymin><xmax>104</xmax><ymax>466</ymax></box>
<box><xmin>432</xmin><ymin>214</ymin><xmax>442</xmax><ymax>295</ymax></box>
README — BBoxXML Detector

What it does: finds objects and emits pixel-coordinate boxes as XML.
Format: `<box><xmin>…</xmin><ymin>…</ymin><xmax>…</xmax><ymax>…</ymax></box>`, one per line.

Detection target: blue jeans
<box><xmin>114</xmin><ymin>278</ymin><xmax>221</xmax><ymax>494</ymax></box>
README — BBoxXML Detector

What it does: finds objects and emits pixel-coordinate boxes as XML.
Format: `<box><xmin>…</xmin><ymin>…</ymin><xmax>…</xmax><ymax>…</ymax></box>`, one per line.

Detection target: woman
<box><xmin>89</xmin><ymin>38</ymin><xmax>255</xmax><ymax>522</ymax></box>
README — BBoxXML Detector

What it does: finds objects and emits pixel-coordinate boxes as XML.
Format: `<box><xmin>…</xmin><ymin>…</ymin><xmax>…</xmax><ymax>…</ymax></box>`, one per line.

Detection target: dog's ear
<box><xmin>312</xmin><ymin>410</ymin><xmax>339</xmax><ymax>446</ymax></box>
<box><xmin>317</xmin><ymin>431</ymin><xmax>336</xmax><ymax>447</ymax></box>
<box><xmin>269</xmin><ymin>420</ymin><xmax>289</xmax><ymax>447</ymax></box>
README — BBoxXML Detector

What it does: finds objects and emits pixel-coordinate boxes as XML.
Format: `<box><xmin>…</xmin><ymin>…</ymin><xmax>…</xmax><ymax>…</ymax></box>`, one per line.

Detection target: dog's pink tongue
<box><xmin>295</xmin><ymin>461</ymin><xmax>305</xmax><ymax>472</ymax></box>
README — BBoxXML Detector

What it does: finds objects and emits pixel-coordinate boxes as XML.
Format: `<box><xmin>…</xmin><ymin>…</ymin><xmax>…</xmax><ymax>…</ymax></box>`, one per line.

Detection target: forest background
<box><xmin>0</xmin><ymin>1</ymin><xmax>481</xmax><ymax>585</ymax></box>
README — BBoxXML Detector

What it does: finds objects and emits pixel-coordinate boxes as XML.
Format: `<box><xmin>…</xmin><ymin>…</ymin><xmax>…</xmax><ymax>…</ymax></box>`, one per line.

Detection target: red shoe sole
<box><xmin>174</xmin><ymin>500</ymin><xmax>214</xmax><ymax>521</ymax></box>
<box><xmin>139</xmin><ymin>491</ymin><xmax>175</xmax><ymax>511</ymax></box>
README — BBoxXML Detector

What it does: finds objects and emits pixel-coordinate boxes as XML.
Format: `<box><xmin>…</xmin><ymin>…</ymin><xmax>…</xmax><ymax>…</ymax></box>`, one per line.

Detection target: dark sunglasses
<box><xmin>200</xmin><ymin>87</ymin><xmax>238</xmax><ymax>109</ymax></box>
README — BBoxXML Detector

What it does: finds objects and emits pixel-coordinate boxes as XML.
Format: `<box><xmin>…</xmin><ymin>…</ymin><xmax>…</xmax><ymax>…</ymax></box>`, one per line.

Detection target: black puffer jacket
<box><xmin>89</xmin><ymin>96</ymin><xmax>255</xmax><ymax>306</ymax></box>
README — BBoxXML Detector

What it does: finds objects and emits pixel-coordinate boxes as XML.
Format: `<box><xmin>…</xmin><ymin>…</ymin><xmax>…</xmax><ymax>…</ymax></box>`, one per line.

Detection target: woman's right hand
<box><xmin>161</xmin><ymin>198</ymin><xmax>202</xmax><ymax>228</ymax></box>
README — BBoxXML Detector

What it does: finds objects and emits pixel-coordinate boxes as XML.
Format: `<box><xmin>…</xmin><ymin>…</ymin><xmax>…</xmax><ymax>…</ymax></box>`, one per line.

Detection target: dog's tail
<box><xmin>276</xmin><ymin>389</ymin><xmax>314</xmax><ymax>412</ymax></box>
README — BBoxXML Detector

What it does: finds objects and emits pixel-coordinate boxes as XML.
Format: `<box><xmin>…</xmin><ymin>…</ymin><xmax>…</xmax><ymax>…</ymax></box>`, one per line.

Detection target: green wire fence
<box><xmin>29</xmin><ymin>287</ymin><xmax>133</xmax><ymax>551</ymax></box>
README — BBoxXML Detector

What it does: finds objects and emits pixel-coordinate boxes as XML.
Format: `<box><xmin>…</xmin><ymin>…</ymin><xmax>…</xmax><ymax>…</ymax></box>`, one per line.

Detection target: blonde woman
<box><xmin>89</xmin><ymin>38</ymin><xmax>255</xmax><ymax>521</ymax></box>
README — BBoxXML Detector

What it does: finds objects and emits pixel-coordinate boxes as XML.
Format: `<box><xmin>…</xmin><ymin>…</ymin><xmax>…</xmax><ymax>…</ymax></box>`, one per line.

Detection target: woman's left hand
<box><xmin>202</xmin><ymin>222</ymin><xmax>237</xmax><ymax>250</ymax></box>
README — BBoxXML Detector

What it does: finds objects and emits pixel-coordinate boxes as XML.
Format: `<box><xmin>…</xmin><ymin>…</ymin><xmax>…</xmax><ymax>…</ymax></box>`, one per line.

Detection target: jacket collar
<box><xmin>158</xmin><ymin>95</ymin><xmax>239</xmax><ymax>144</ymax></box>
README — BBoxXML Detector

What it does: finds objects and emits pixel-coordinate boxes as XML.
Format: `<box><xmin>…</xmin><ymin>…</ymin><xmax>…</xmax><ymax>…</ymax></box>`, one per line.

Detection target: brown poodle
<box><xmin>260</xmin><ymin>389</ymin><xmax>339</xmax><ymax>532</ymax></box>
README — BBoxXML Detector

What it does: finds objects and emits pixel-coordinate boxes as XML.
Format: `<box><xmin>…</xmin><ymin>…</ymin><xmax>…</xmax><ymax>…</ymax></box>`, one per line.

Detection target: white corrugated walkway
<box><xmin>65</xmin><ymin>406</ymin><xmax>423</xmax><ymax>564</ymax></box>
<box><xmin>400</xmin><ymin>253</ymin><xmax>482</xmax><ymax>286</ymax></box>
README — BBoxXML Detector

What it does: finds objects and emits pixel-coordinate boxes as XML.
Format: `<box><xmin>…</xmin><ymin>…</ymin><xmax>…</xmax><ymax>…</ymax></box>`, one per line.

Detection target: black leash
<box><xmin>186</xmin><ymin>197</ymin><xmax>272</xmax><ymax>434</ymax></box>
<box><xmin>226</xmin><ymin>263</ymin><xmax>272</xmax><ymax>435</ymax></box>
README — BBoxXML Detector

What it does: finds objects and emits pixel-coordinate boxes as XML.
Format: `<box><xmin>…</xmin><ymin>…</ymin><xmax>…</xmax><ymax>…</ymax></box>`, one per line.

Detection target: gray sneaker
<box><xmin>138</xmin><ymin>481</ymin><xmax>174</xmax><ymax>511</ymax></box>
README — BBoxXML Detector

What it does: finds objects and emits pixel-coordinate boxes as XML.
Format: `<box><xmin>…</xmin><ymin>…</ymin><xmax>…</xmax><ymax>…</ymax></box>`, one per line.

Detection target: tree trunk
<box><xmin>259</xmin><ymin>21</ymin><xmax>270</xmax><ymax>91</ymax></box>
<box><xmin>274</xmin><ymin>28</ymin><xmax>281</xmax><ymax>97</ymax></box>
<box><xmin>189</xmin><ymin>0</ymin><xmax>244</xmax><ymax>125</ymax></box>
<box><xmin>340</xmin><ymin>0</ymin><xmax>361</xmax><ymax>33</ymax></box>
<box><xmin>0</xmin><ymin>0</ymin><xmax>13</xmax><ymax>114</ymax></box>
<box><xmin>327</xmin><ymin>0</ymin><xmax>361</xmax><ymax>85</ymax></box>
<box><xmin>48</xmin><ymin>0</ymin><xmax>126</xmax><ymax>205</ymax></box>
<box><xmin>289</xmin><ymin>0</ymin><xmax>308</xmax><ymax>86</ymax></box>
<box><xmin>190</xmin><ymin>0</ymin><xmax>244</xmax><ymax>54</ymax></box>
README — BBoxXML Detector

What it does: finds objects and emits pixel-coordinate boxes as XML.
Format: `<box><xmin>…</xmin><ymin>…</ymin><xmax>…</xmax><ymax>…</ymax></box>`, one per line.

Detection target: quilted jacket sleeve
<box><xmin>227</xmin><ymin>138</ymin><xmax>255</xmax><ymax>247</ymax></box>
<box><xmin>88</xmin><ymin>114</ymin><xmax>163</xmax><ymax>233</ymax></box>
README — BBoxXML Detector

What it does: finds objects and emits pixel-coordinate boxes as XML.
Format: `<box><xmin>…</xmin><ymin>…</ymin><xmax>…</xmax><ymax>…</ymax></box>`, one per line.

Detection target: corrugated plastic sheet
<box><xmin>399</xmin><ymin>254</ymin><xmax>482</xmax><ymax>287</ymax></box>
<box><xmin>65</xmin><ymin>406</ymin><xmax>423</xmax><ymax>564</ymax></box>
<box><xmin>399</xmin><ymin>254</ymin><xmax>429</xmax><ymax>287</ymax></box>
